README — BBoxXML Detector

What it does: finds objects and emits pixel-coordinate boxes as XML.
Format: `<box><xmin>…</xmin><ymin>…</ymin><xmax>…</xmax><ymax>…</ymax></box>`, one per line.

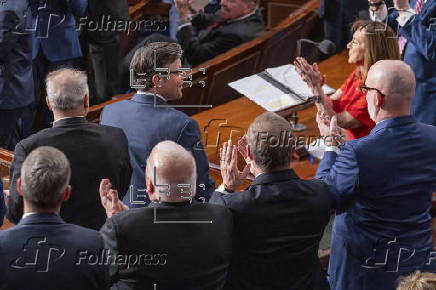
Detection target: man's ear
<box><xmin>62</xmin><ymin>185</ymin><xmax>71</xmax><ymax>201</ymax></box>
<box><xmin>376</xmin><ymin>92</ymin><xmax>384</xmax><ymax>108</ymax></box>
<box><xmin>151</xmin><ymin>74</ymin><xmax>162</xmax><ymax>88</ymax></box>
<box><xmin>246</xmin><ymin>143</ymin><xmax>254</xmax><ymax>162</ymax></box>
<box><xmin>17</xmin><ymin>178</ymin><xmax>24</xmax><ymax>196</ymax></box>
<box><xmin>146</xmin><ymin>177</ymin><xmax>158</xmax><ymax>201</ymax></box>
<box><xmin>46</xmin><ymin>97</ymin><xmax>53</xmax><ymax>112</ymax></box>
<box><xmin>83</xmin><ymin>95</ymin><xmax>89</xmax><ymax>111</ymax></box>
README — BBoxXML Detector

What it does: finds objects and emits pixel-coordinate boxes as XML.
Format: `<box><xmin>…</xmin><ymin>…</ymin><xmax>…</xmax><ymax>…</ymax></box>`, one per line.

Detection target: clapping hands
<box><xmin>219</xmin><ymin>139</ymin><xmax>251</xmax><ymax>191</ymax></box>
<box><xmin>99</xmin><ymin>179</ymin><xmax>129</xmax><ymax>218</ymax></box>
<box><xmin>294</xmin><ymin>57</ymin><xmax>326</xmax><ymax>95</ymax></box>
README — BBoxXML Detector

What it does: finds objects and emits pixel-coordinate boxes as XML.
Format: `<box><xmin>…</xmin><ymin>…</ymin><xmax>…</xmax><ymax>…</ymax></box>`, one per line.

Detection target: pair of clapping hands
<box><xmin>99</xmin><ymin>179</ymin><xmax>129</xmax><ymax>218</ymax></box>
<box><xmin>219</xmin><ymin>137</ymin><xmax>253</xmax><ymax>192</ymax></box>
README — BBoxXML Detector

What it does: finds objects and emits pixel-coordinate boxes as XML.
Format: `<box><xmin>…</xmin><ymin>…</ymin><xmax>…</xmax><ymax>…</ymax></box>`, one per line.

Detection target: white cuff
<box><xmin>216</xmin><ymin>184</ymin><xmax>232</xmax><ymax>194</ymax></box>
<box><xmin>325</xmin><ymin>146</ymin><xmax>341</xmax><ymax>155</ymax></box>
<box><xmin>396</xmin><ymin>9</ymin><xmax>416</xmax><ymax>27</ymax></box>
<box><xmin>178</xmin><ymin>22</ymin><xmax>192</xmax><ymax>31</ymax></box>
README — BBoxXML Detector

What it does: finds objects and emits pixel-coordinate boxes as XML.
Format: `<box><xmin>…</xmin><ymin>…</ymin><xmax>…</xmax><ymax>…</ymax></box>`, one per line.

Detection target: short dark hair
<box><xmin>247</xmin><ymin>112</ymin><xmax>292</xmax><ymax>172</ymax></box>
<box><xmin>129</xmin><ymin>42</ymin><xmax>183</xmax><ymax>90</ymax></box>
<box><xmin>21</xmin><ymin>146</ymin><xmax>71</xmax><ymax>209</ymax></box>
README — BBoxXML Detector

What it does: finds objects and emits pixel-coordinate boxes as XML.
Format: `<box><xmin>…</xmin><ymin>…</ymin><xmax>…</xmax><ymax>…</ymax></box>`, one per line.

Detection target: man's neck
<box><xmin>53</xmin><ymin>111</ymin><xmax>86</xmax><ymax>122</ymax></box>
<box><xmin>23</xmin><ymin>203</ymin><xmax>60</xmax><ymax>216</ymax></box>
<box><xmin>140</xmin><ymin>89</ymin><xmax>168</xmax><ymax>102</ymax></box>
<box><xmin>253</xmin><ymin>164</ymin><xmax>290</xmax><ymax>178</ymax></box>
<box><xmin>374</xmin><ymin>111</ymin><xmax>410</xmax><ymax>123</ymax></box>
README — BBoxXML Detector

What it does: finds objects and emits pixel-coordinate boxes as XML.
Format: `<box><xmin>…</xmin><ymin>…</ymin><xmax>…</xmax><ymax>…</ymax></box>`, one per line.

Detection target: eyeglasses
<box><xmin>360</xmin><ymin>85</ymin><xmax>385</xmax><ymax>97</ymax></box>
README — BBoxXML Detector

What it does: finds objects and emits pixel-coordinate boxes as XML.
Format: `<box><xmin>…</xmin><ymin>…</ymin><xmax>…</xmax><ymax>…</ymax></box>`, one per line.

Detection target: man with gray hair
<box><xmin>0</xmin><ymin>146</ymin><xmax>109</xmax><ymax>290</ymax></box>
<box><xmin>99</xmin><ymin>141</ymin><xmax>232</xmax><ymax>290</ymax></box>
<box><xmin>7</xmin><ymin>68</ymin><xmax>131</xmax><ymax>230</ymax></box>
<box><xmin>316</xmin><ymin>60</ymin><xmax>436</xmax><ymax>289</ymax></box>
<box><xmin>210</xmin><ymin>111</ymin><xmax>331</xmax><ymax>289</ymax></box>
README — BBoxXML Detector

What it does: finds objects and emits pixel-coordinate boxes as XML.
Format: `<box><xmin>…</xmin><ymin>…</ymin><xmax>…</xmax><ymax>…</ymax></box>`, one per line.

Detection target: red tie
<box><xmin>207</xmin><ymin>21</ymin><xmax>225</xmax><ymax>30</ymax></box>
<box><xmin>399</xmin><ymin>0</ymin><xmax>425</xmax><ymax>55</ymax></box>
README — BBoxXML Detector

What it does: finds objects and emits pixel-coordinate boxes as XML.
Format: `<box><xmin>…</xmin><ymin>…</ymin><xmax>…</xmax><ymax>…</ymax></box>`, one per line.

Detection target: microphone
<box><xmin>296</xmin><ymin>39</ymin><xmax>336</xmax><ymax>63</ymax></box>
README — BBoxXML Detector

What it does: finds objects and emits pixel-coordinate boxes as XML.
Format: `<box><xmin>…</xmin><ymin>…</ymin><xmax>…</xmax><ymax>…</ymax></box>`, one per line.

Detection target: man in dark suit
<box><xmin>100</xmin><ymin>42</ymin><xmax>214</xmax><ymax>208</ymax></box>
<box><xmin>6</xmin><ymin>68</ymin><xmax>131</xmax><ymax>230</ymax></box>
<box><xmin>316</xmin><ymin>60</ymin><xmax>436</xmax><ymax>290</ymax></box>
<box><xmin>99</xmin><ymin>141</ymin><xmax>233</xmax><ymax>290</ymax></box>
<box><xmin>0</xmin><ymin>146</ymin><xmax>109</xmax><ymax>290</ymax></box>
<box><xmin>175</xmin><ymin>0</ymin><xmax>264</xmax><ymax>66</ymax></box>
<box><xmin>0</xmin><ymin>0</ymin><xmax>34</xmax><ymax>150</ymax></box>
<box><xmin>81</xmin><ymin>0</ymin><xmax>130</xmax><ymax>102</ymax></box>
<box><xmin>210</xmin><ymin>112</ymin><xmax>331</xmax><ymax>290</ymax></box>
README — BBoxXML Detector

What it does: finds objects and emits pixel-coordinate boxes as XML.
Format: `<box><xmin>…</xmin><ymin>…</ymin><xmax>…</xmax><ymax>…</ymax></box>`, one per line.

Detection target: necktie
<box><xmin>398</xmin><ymin>0</ymin><xmax>425</xmax><ymax>55</ymax></box>
<box><xmin>207</xmin><ymin>21</ymin><xmax>225</xmax><ymax>30</ymax></box>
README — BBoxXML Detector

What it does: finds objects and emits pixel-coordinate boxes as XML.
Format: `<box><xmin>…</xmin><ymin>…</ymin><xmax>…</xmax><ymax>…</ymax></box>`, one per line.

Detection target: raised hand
<box><xmin>220</xmin><ymin>140</ymin><xmax>250</xmax><ymax>191</ymax></box>
<box><xmin>99</xmin><ymin>179</ymin><xmax>128</xmax><ymax>218</ymax></box>
<box><xmin>237</xmin><ymin>136</ymin><xmax>249</xmax><ymax>163</ymax></box>
<box><xmin>294</xmin><ymin>57</ymin><xmax>326</xmax><ymax>95</ymax></box>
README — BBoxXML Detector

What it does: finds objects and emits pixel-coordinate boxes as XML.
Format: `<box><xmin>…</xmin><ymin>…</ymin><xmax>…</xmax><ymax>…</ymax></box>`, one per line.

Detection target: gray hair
<box><xmin>130</xmin><ymin>42</ymin><xmax>183</xmax><ymax>90</ymax></box>
<box><xmin>46</xmin><ymin>68</ymin><xmax>89</xmax><ymax>111</ymax></box>
<box><xmin>21</xmin><ymin>146</ymin><xmax>71</xmax><ymax>209</ymax></box>
<box><xmin>247</xmin><ymin>112</ymin><xmax>292</xmax><ymax>172</ymax></box>
<box><xmin>146</xmin><ymin>141</ymin><xmax>196</xmax><ymax>202</ymax></box>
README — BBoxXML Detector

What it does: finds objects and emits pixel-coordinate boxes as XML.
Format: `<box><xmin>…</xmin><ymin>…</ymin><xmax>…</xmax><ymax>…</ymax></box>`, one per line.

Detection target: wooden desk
<box><xmin>192</xmin><ymin>51</ymin><xmax>353</xmax><ymax>185</ymax></box>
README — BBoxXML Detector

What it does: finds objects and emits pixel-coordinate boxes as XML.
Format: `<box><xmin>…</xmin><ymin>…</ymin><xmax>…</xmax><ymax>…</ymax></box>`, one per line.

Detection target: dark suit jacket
<box><xmin>87</xmin><ymin>0</ymin><xmax>129</xmax><ymax>21</ymax></box>
<box><xmin>316</xmin><ymin>116</ymin><xmax>436</xmax><ymax>289</ymax></box>
<box><xmin>32</xmin><ymin>0</ymin><xmax>88</xmax><ymax>61</ymax></box>
<box><xmin>177</xmin><ymin>10</ymin><xmax>264</xmax><ymax>66</ymax></box>
<box><xmin>100</xmin><ymin>201</ymin><xmax>233</xmax><ymax>290</ymax></box>
<box><xmin>0</xmin><ymin>213</ymin><xmax>109</xmax><ymax>290</ymax></box>
<box><xmin>100</xmin><ymin>94</ymin><xmax>215</xmax><ymax>207</ymax></box>
<box><xmin>0</xmin><ymin>0</ymin><xmax>34</xmax><ymax>110</ymax></box>
<box><xmin>210</xmin><ymin>169</ymin><xmax>331</xmax><ymax>290</ymax></box>
<box><xmin>7</xmin><ymin>117</ymin><xmax>132</xmax><ymax>230</ymax></box>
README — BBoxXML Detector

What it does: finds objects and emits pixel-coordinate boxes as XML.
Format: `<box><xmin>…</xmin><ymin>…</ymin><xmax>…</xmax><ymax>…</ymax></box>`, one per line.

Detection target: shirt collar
<box><xmin>53</xmin><ymin>116</ymin><xmax>85</xmax><ymax>124</ymax></box>
<box><xmin>22</xmin><ymin>212</ymin><xmax>38</xmax><ymax>219</ymax></box>
<box><xmin>227</xmin><ymin>10</ymin><xmax>256</xmax><ymax>23</ymax></box>
<box><xmin>137</xmin><ymin>91</ymin><xmax>167</xmax><ymax>102</ymax></box>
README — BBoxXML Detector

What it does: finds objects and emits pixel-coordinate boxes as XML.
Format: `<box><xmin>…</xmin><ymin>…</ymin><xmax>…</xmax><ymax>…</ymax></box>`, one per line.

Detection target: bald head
<box><xmin>367</xmin><ymin>60</ymin><xmax>415</xmax><ymax>106</ymax></box>
<box><xmin>146</xmin><ymin>141</ymin><xmax>196</xmax><ymax>202</ymax></box>
<box><xmin>365</xmin><ymin>60</ymin><xmax>416</xmax><ymax>121</ymax></box>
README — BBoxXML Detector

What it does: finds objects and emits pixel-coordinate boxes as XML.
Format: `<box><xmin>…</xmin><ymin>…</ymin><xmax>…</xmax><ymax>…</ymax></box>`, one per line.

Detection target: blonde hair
<box><xmin>351</xmin><ymin>20</ymin><xmax>401</xmax><ymax>80</ymax></box>
<box><xmin>397</xmin><ymin>271</ymin><xmax>436</xmax><ymax>290</ymax></box>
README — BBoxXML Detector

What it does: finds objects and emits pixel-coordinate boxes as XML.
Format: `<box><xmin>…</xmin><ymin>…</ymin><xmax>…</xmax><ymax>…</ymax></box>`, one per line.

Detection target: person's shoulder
<box><xmin>109</xmin><ymin>207</ymin><xmax>154</xmax><ymax>227</ymax></box>
<box><xmin>13</xmin><ymin>127</ymin><xmax>55</xmax><ymax>152</ymax></box>
<box><xmin>297</xmin><ymin>178</ymin><xmax>330</xmax><ymax>191</ymax></box>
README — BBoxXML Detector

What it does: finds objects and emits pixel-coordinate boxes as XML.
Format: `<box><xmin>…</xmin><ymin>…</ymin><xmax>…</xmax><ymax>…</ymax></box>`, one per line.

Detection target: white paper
<box><xmin>228</xmin><ymin>64</ymin><xmax>336</xmax><ymax>112</ymax></box>
<box><xmin>228</xmin><ymin>75</ymin><xmax>304</xmax><ymax>112</ymax></box>
<box><xmin>266</xmin><ymin>64</ymin><xmax>335</xmax><ymax>98</ymax></box>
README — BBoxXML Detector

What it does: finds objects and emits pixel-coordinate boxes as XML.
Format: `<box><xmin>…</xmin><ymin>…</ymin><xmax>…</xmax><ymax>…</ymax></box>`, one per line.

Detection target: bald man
<box><xmin>99</xmin><ymin>141</ymin><xmax>232</xmax><ymax>290</ymax></box>
<box><xmin>316</xmin><ymin>60</ymin><xmax>436</xmax><ymax>290</ymax></box>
